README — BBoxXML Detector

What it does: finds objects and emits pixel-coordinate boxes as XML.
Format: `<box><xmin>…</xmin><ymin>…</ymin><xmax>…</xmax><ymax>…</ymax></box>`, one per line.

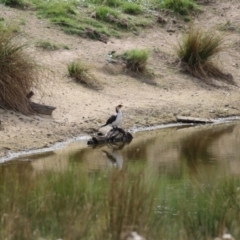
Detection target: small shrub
<box><xmin>96</xmin><ymin>6</ymin><xmax>119</xmax><ymax>21</ymax></box>
<box><xmin>176</xmin><ymin>27</ymin><xmax>232</xmax><ymax>81</ymax></box>
<box><xmin>68</xmin><ymin>60</ymin><xmax>101</xmax><ymax>90</ymax></box>
<box><xmin>35</xmin><ymin>40</ymin><xmax>60</xmax><ymax>50</ymax></box>
<box><xmin>123</xmin><ymin>49</ymin><xmax>149</xmax><ymax>72</ymax></box>
<box><xmin>160</xmin><ymin>0</ymin><xmax>197</xmax><ymax>15</ymax></box>
<box><xmin>122</xmin><ymin>2</ymin><xmax>142</xmax><ymax>15</ymax></box>
<box><xmin>0</xmin><ymin>23</ymin><xmax>39</xmax><ymax>114</ymax></box>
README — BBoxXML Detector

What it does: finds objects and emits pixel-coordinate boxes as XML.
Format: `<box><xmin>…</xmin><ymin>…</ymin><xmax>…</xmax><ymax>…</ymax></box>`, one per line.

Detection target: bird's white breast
<box><xmin>112</xmin><ymin>110</ymin><xmax>122</xmax><ymax>127</ymax></box>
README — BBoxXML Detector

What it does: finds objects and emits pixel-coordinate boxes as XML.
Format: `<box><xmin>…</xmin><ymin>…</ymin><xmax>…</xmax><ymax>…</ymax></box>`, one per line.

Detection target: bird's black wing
<box><xmin>100</xmin><ymin>114</ymin><xmax>117</xmax><ymax>128</ymax></box>
<box><xmin>105</xmin><ymin>114</ymin><xmax>117</xmax><ymax>125</ymax></box>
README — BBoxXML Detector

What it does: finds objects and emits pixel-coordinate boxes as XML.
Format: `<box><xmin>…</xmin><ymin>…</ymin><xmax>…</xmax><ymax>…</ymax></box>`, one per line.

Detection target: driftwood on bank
<box><xmin>27</xmin><ymin>91</ymin><xmax>56</xmax><ymax>115</ymax></box>
<box><xmin>176</xmin><ymin>116</ymin><xmax>215</xmax><ymax>124</ymax></box>
<box><xmin>87</xmin><ymin>128</ymin><xmax>133</xmax><ymax>145</ymax></box>
<box><xmin>29</xmin><ymin>101</ymin><xmax>56</xmax><ymax>115</ymax></box>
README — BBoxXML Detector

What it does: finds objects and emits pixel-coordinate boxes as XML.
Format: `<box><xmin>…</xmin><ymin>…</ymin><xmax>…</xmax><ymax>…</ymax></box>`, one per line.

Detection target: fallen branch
<box><xmin>176</xmin><ymin>116</ymin><xmax>215</xmax><ymax>124</ymax></box>
<box><xmin>29</xmin><ymin>102</ymin><xmax>56</xmax><ymax>115</ymax></box>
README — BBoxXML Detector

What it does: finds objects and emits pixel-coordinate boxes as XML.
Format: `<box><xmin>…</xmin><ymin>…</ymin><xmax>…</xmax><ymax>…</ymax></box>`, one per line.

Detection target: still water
<box><xmin>9</xmin><ymin>121</ymin><xmax>240</xmax><ymax>178</ymax></box>
<box><xmin>1</xmin><ymin>122</ymin><xmax>240</xmax><ymax>239</ymax></box>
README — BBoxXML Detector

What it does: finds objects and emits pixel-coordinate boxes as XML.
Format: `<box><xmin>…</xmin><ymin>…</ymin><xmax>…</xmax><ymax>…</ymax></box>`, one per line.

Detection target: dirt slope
<box><xmin>0</xmin><ymin>1</ymin><xmax>240</xmax><ymax>157</ymax></box>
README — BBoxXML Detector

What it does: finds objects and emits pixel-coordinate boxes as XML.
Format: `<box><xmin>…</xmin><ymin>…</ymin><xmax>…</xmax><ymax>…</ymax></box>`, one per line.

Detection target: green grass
<box><xmin>31</xmin><ymin>0</ymin><xmax>129</xmax><ymax>38</ymax></box>
<box><xmin>94</xmin><ymin>6</ymin><xmax>131</xmax><ymax>30</ymax></box>
<box><xmin>0</xmin><ymin>0</ymin><xmax>201</xmax><ymax>40</ymax></box>
<box><xmin>50</xmin><ymin>16</ymin><xmax>84</xmax><ymax>35</ymax></box>
<box><xmin>2</xmin><ymin>0</ymin><xmax>183</xmax><ymax>39</ymax></box>
<box><xmin>34</xmin><ymin>0</ymin><xmax>87</xmax><ymax>36</ymax></box>
<box><xmin>0</xmin><ymin>163</ymin><xmax>155</xmax><ymax>239</ymax></box>
<box><xmin>0</xmin><ymin>159</ymin><xmax>240</xmax><ymax>239</ymax></box>
<box><xmin>95</xmin><ymin>6</ymin><xmax>119</xmax><ymax>21</ymax></box>
<box><xmin>152</xmin><ymin>176</ymin><xmax>240</xmax><ymax>239</ymax></box>
<box><xmin>122</xmin><ymin>49</ymin><xmax>149</xmax><ymax>72</ymax></box>
<box><xmin>36</xmin><ymin>0</ymin><xmax>77</xmax><ymax>18</ymax></box>
<box><xmin>160</xmin><ymin>0</ymin><xmax>197</xmax><ymax>15</ymax></box>
<box><xmin>122</xmin><ymin>2</ymin><xmax>142</xmax><ymax>15</ymax></box>
<box><xmin>176</xmin><ymin>27</ymin><xmax>233</xmax><ymax>82</ymax></box>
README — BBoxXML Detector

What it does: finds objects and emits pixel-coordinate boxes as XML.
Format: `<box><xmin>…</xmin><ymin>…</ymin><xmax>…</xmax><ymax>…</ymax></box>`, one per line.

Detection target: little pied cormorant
<box><xmin>100</xmin><ymin>104</ymin><xmax>123</xmax><ymax>129</ymax></box>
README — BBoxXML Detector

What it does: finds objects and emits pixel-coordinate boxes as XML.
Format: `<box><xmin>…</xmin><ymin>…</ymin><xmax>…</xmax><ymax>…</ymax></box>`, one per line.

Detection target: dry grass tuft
<box><xmin>0</xmin><ymin>24</ymin><xmax>40</xmax><ymax>114</ymax></box>
<box><xmin>68</xmin><ymin>59</ymin><xmax>102</xmax><ymax>90</ymax></box>
<box><xmin>176</xmin><ymin>27</ymin><xmax>235</xmax><ymax>84</ymax></box>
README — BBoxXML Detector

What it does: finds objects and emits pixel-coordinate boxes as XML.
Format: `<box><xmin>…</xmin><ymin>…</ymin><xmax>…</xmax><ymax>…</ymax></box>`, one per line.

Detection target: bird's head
<box><xmin>116</xmin><ymin>104</ymin><xmax>123</xmax><ymax>112</ymax></box>
<box><xmin>117</xmin><ymin>104</ymin><xmax>123</xmax><ymax>109</ymax></box>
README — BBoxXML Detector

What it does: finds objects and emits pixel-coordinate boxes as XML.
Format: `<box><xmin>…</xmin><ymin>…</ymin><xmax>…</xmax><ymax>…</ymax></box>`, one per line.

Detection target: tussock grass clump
<box><xmin>68</xmin><ymin>59</ymin><xmax>101</xmax><ymax>90</ymax></box>
<box><xmin>160</xmin><ymin>0</ymin><xmax>197</xmax><ymax>15</ymax></box>
<box><xmin>176</xmin><ymin>27</ymin><xmax>233</xmax><ymax>82</ymax></box>
<box><xmin>123</xmin><ymin>49</ymin><xmax>149</xmax><ymax>72</ymax></box>
<box><xmin>0</xmin><ymin>24</ymin><xmax>39</xmax><ymax>114</ymax></box>
<box><xmin>122</xmin><ymin>2</ymin><xmax>142</xmax><ymax>15</ymax></box>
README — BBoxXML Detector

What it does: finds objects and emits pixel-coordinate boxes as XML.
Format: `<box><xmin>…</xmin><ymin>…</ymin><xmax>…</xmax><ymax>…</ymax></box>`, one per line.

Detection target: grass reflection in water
<box><xmin>0</xmin><ymin>156</ymin><xmax>239</xmax><ymax>239</ymax></box>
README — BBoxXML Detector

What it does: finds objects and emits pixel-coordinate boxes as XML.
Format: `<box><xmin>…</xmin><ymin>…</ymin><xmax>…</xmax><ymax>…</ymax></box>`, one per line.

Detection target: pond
<box><xmin>0</xmin><ymin>122</ymin><xmax>240</xmax><ymax>239</ymax></box>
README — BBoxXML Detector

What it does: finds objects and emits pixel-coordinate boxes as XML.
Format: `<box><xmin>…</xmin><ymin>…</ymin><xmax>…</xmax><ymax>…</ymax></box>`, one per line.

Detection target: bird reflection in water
<box><xmin>101</xmin><ymin>142</ymin><xmax>127</xmax><ymax>170</ymax></box>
